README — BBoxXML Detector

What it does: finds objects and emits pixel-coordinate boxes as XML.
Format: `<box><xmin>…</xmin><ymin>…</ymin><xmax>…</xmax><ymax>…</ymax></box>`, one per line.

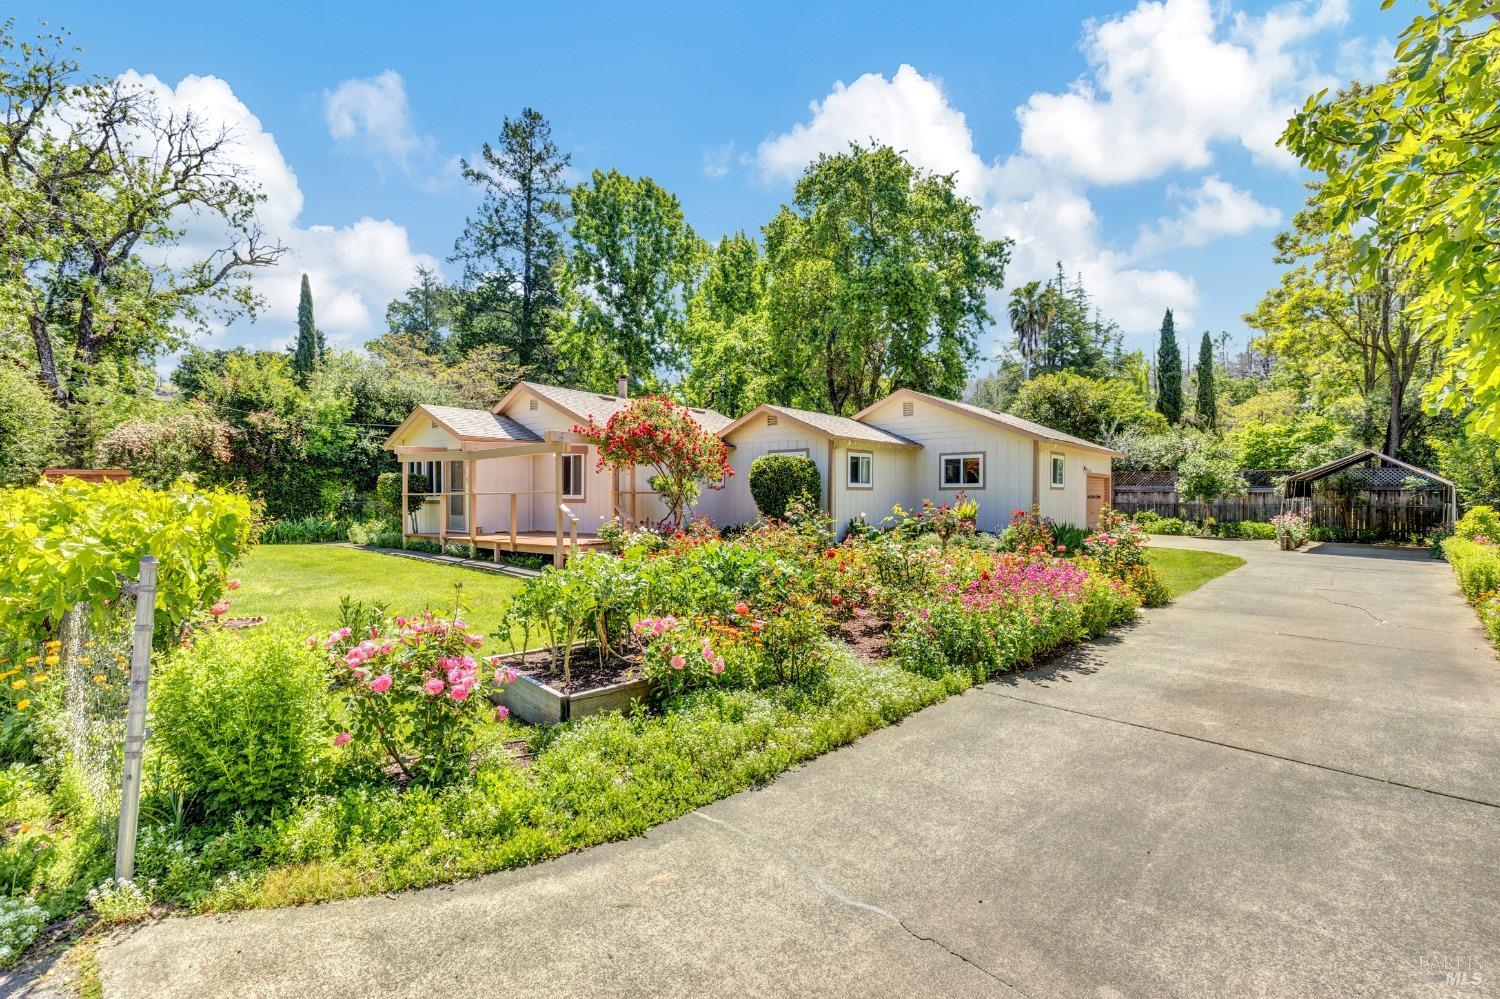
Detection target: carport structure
<box><xmin>1282</xmin><ymin>448</ymin><xmax>1457</xmax><ymax>538</ymax></box>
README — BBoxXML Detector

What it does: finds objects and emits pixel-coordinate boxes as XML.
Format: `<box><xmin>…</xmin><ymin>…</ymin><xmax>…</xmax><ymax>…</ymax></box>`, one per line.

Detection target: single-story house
<box><xmin>383</xmin><ymin>381</ymin><xmax>1117</xmax><ymax>564</ymax></box>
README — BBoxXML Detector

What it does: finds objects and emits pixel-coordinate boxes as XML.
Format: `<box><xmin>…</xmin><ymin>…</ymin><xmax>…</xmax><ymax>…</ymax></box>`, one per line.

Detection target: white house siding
<box><xmin>858</xmin><ymin>397</ymin><xmax>1033</xmax><ymax>534</ymax></box>
<box><xmin>710</xmin><ymin>417</ymin><xmax>830</xmax><ymax>528</ymax></box>
<box><xmin>1036</xmin><ymin>445</ymin><xmax>1088</xmax><ymax>527</ymax></box>
<box><xmin>829</xmin><ymin>443</ymin><xmax>919</xmax><ymax>534</ymax></box>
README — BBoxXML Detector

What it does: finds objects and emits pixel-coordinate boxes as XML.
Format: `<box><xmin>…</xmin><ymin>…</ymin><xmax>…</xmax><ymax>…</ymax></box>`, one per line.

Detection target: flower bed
<box><xmin>1443</xmin><ymin>506</ymin><xmax>1500</xmax><ymax>649</ymax></box>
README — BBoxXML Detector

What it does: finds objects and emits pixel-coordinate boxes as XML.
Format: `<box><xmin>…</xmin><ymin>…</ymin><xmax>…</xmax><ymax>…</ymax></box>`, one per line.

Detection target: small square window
<box><xmin>1050</xmin><ymin>454</ymin><xmax>1066</xmax><ymax>488</ymax></box>
<box><xmin>848</xmin><ymin>452</ymin><xmax>872</xmax><ymax>488</ymax></box>
<box><xmin>941</xmin><ymin>453</ymin><xmax>983</xmax><ymax>488</ymax></box>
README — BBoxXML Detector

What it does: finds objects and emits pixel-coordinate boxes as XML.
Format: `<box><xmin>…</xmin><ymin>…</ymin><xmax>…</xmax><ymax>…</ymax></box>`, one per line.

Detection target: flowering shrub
<box><xmin>575</xmin><ymin>396</ymin><xmax>732</xmax><ymax>526</ymax></box>
<box><xmin>891</xmin><ymin>494</ymin><xmax>977</xmax><ymax>547</ymax></box>
<box><xmin>1003</xmin><ymin>506</ymin><xmax>1059</xmax><ymax>554</ymax></box>
<box><xmin>322</xmin><ymin>601</ymin><xmax>511</xmax><ymax>785</ymax></box>
<box><xmin>1271</xmin><ymin>511</ymin><xmax>1310</xmax><ymax>549</ymax></box>
<box><xmin>87</xmin><ymin>877</ymin><xmax>155</xmax><ymax>923</ymax></box>
<box><xmin>1455</xmin><ymin>505</ymin><xmax>1500</xmax><ymax>541</ymax></box>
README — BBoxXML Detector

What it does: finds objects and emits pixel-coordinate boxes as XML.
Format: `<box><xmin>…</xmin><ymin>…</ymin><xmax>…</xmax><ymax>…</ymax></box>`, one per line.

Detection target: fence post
<box><xmin>115</xmin><ymin>555</ymin><xmax>157</xmax><ymax>883</ymax></box>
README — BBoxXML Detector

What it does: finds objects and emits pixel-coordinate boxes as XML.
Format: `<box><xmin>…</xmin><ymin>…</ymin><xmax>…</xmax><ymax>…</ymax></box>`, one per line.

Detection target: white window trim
<box><xmin>939</xmin><ymin>451</ymin><xmax>985</xmax><ymax>490</ymax></box>
<box><xmin>1050</xmin><ymin>453</ymin><xmax>1066</xmax><ymax>489</ymax></box>
<box><xmin>561</xmin><ymin>450</ymin><xmax>586</xmax><ymax>501</ymax></box>
<box><xmin>847</xmin><ymin>450</ymin><xmax>873</xmax><ymax>490</ymax></box>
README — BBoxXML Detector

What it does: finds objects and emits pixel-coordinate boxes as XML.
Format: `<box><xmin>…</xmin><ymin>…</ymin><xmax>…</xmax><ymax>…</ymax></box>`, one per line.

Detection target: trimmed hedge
<box><xmin>748</xmin><ymin>454</ymin><xmax>821</xmax><ymax>520</ymax></box>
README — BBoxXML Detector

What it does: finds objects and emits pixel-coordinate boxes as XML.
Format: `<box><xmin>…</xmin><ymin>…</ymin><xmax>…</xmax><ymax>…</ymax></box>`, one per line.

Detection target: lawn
<box><xmin>1145</xmin><ymin>546</ymin><xmax>1245</xmax><ymax>597</ymax></box>
<box><xmin>232</xmin><ymin>544</ymin><xmax>526</xmax><ymax>636</ymax></box>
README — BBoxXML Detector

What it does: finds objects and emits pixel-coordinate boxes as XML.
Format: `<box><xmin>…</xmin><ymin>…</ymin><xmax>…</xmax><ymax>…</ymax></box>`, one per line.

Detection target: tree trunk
<box><xmin>29</xmin><ymin>313</ymin><xmax>66</xmax><ymax>403</ymax></box>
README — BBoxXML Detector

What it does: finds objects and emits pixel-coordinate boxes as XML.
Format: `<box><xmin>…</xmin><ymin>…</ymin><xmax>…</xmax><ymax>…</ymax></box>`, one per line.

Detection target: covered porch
<box><xmin>393</xmin><ymin>433</ymin><xmax>660</xmax><ymax>567</ymax></box>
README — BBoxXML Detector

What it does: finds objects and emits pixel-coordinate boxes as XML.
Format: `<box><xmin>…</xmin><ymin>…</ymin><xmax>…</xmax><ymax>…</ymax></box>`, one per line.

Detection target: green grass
<box><xmin>232</xmin><ymin>545</ymin><xmax>525</xmax><ymax>636</ymax></box>
<box><xmin>1145</xmin><ymin>547</ymin><xmax>1245</xmax><ymax>597</ymax></box>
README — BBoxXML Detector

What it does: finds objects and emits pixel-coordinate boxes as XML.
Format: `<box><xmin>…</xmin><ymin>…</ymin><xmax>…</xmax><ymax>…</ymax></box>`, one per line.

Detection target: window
<box><xmin>560</xmin><ymin>451</ymin><xmax>585</xmax><ymax>500</ymax></box>
<box><xmin>940</xmin><ymin>452</ymin><xmax>984</xmax><ymax>489</ymax></box>
<box><xmin>769</xmin><ymin>447</ymin><xmax>809</xmax><ymax>458</ymax></box>
<box><xmin>1050</xmin><ymin>453</ymin><xmax>1066</xmax><ymax>488</ymax></box>
<box><xmin>847</xmin><ymin>451</ymin><xmax>873</xmax><ymax>489</ymax></box>
<box><xmin>407</xmin><ymin>461</ymin><xmax>441</xmax><ymax>495</ymax></box>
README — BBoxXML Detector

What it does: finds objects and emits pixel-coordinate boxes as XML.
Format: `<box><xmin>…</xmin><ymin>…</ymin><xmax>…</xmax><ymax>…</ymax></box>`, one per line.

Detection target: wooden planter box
<box><xmin>496</xmin><ymin>670</ymin><xmax>653</xmax><ymax>725</ymax></box>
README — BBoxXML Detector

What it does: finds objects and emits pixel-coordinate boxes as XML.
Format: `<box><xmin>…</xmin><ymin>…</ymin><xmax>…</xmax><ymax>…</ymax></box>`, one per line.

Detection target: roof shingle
<box><xmin>520</xmin><ymin>382</ymin><xmax>734</xmax><ymax>433</ymax></box>
<box><xmin>424</xmin><ymin>405</ymin><xmax>541</xmax><ymax>442</ymax></box>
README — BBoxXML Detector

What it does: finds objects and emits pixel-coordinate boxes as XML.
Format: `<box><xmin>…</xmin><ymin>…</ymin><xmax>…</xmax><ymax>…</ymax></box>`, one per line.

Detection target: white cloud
<box><xmin>1017</xmin><ymin>0</ymin><xmax>1348</xmax><ymax>184</ymax></box>
<box><xmin>1130</xmin><ymin>175</ymin><xmax>1281</xmax><ymax>259</ymax></box>
<box><xmin>322</xmin><ymin>70</ymin><xmax>432</xmax><ymax>172</ymax></box>
<box><xmin>121</xmin><ymin>70</ymin><xmax>439</xmax><ymax>349</ymax></box>
<box><xmin>701</xmin><ymin>141</ymin><xmax>735</xmax><ymax>179</ymax></box>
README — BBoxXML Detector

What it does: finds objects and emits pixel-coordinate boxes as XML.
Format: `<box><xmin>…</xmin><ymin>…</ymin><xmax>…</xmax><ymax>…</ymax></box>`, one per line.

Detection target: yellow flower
<box><xmin>83</xmin><ymin>640</ymin><xmax>95</xmax><ymax>649</ymax></box>
<box><xmin>43</xmin><ymin>655</ymin><xmax>59</xmax><ymax>666</ymax></box>
<box><xmin>15</xmin><ymin>699</ymin><xmax>29</xmax><ymax>711</ymax></box>
<box><xmin>32</xmin><ymin>673</ymin><xmax>48</xmax><ymax>684</ymax></box>
<box><xmin>25</xmin><ymin>656</ymin><xmax>39</xmax><ymax>665</ymax></box>
<box><xmin>92</xmin><ymin>674</ymin><xmax>106</xmax><ymax>685</ymax></box>
<box><xmin>10</xmin><ymin>679</ymin><xmax>26</xmax><ymax>690</ymax></box>
<box><xmin>44</xmin><ymin>641</ymin><xmax>59</xmax><ymax>652</ymax></box>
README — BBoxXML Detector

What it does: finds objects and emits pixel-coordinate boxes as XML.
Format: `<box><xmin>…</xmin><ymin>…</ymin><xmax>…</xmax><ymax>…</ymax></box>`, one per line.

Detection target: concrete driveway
<box><xmin>96</xmin><ymin>538</ymin><xmax>1500</xmax><ymax>998</ymax></box>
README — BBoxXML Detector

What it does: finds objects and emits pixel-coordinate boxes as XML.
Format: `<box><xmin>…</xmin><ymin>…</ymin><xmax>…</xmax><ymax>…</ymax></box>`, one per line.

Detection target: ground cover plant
<box><xmin>1443</xmin><ymin>506</ymin><xmax>1500</xmax><ymax>649</ymax></box>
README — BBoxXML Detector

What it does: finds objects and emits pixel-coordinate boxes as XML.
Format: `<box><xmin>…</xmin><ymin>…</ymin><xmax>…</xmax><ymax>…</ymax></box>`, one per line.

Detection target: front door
<box><xmin>446</xmin><ymin>460</ymin><xmax>466</xmax><ymax>534</ymax></box>
<box><xmin>1086</xmin><ymin>474</ymin><xmax>1109</xmax><ymax>528</ymax></box>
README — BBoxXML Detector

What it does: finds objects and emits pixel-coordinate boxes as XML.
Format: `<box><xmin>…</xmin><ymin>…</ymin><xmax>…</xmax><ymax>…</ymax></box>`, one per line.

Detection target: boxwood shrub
<box><xmin>748</xmin><ymin>454</ymin><xmax>821</xmax><ymax>520</ymax></box>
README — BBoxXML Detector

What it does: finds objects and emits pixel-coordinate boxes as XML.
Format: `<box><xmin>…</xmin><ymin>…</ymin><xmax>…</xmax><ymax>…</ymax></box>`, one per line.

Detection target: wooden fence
<box><xmin>1113</xmin><ymin>493</ymin><xmax>1450</xmax><ymax>541</ymax></box>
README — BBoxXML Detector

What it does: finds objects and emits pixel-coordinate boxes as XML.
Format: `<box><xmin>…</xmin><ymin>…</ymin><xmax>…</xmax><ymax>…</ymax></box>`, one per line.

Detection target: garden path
<box><xmin>95</xmin><ymin>538</ymin><xmax>1500</xmax><ymax>998</ymax></box>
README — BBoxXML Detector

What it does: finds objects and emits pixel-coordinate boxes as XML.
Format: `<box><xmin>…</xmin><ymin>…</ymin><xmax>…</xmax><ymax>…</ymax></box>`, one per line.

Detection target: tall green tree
<box><xmin>1195</xmin><ymin>330</ymin><xmax>1217</xmax><ymax>429</ymax></box>
<box><xmin>1282</xmin><ymin>2</ymin><xmax>1498</xmax><ymax>434</ymax></box>
<box><xmin>1034</xmin><ymin>265</ymin><xmax>1116</xmax><ymax>377</ymax></box>
<box><xmin>554</xmin><ymin>169</ymin><xmax>706</xmax><ymax>392</ymax></box>
<box><xmin>1155</xmin><ymin>309</ymin><xmax>1183</xmax><ymax>424</ymax></box>
<box><xmin>452</xmin><ymin>108</ymin><xmax>571</xmax><ymax>365</ymax></box>
<box><xmin>681</xmin><ymin>232</ymin><xmax>770</xmax><ymax>416</ymax></box>
<box><xmin>0</xmin><ymin>24</ymin><xmax>282</xmax><ymax>412</ymax></box>
<box><xmin>383</xmin><ymin>265</ymin><xmax>455</xmax><ymax>355</ymax></box>
<box><xmin>290</xmin><ymin>274</ymin><xmax>325</xmax><ymax>381</ymax></box>
<box><xmin>1007</xmin><ymin>281</ymin><xmax>1052</xmax><ymax>378</ymax></box>
<box><xmin>1009</xmin><ymin>371</ymin><xmax>1167</xmax><ymax>444</ymax></box>
<box><xmin>762</xmin><ymin>143</ymin><xmax>1010</xmax><ymax>415</ymax></box>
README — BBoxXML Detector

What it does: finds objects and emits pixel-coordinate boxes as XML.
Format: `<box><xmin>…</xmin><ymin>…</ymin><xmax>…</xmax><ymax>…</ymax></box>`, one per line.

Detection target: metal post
<box><xmin>115</xmin><ymin>555</ymin><xmax>157</xmax><ymax>883</ymax></box>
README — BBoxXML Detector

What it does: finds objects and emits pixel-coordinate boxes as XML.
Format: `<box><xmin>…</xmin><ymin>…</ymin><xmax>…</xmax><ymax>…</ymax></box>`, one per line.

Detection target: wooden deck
<box><xmin>407</xmin><ymin>531</ymin><xmax>608</xmax><ymax>563</ymax></box>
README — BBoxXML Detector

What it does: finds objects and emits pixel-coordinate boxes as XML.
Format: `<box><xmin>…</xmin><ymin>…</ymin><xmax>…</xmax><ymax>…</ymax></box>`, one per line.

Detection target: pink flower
<box><xmin>226</xmin><ymin>578</ymin><xmax>241</xmax><ymax>591</ymax></box>
<box><xmin>660</xmin><ymin>615</ymin><xmax>678</xmax><ymax>630</ymax></box>
<box><xmin>370</xmin><ymin>674</ymin><xmax>392</xmax><ymax>693</ymax></box>
<box><xmin>711</xmin><ymin>656</ymin><xmax>725</xmax><ymax>675</ymax></box>
<box><xmin>450</xmin><ymin>685</ymin><xmax>470</xmax><ymax>702</ymax></box>
<box><xmin>338</xmin><ymin>627</ymin><xmax>352</xmax><ymax>639</ymax></box>
<box><xmin>424</xmin><ymin>677</ymin><xmax>445</xmax><ymax>696</ymax></box>
<box><xmin>669</xmin><ymin>655</ymin><xmax>686</xmax><ymax>670</ymax></box>
<box><xmin>701</xmin><ymin>644</ymin><xmax>716</xmax><ymax>662</ymax></box>
<box><xmin>734</xmin><ymin>602</ymin><xmax>750</xmax><ymax>616</ymax></box>
<box><xmin>333</xmin><ymin>731</ymin><xmax>351</xmax><ymax>747</ymax></box>
<box><xmin>209</xmin><ymin>601</ymin><xmax>230</xmax><ymax>617</ymax></box>
<box><xmin>494</xmin><ymin>705</ymin><xmax>510</xmax><ymax>722</ymax></box>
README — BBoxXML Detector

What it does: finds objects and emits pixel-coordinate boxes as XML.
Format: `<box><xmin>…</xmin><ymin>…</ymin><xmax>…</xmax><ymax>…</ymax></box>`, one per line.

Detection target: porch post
<box><xmin>553</xmin><ymin>445</ymin><xmax>565</xmax><ymax>568</ymax></box>
<box><xmin>438</xmin><ymin>461</ymin><xmax>446</xmax><ymax>550</ymax></box>
<box><xmin>400</xmin><ymin>461</ymin><xmax>409</xmax><ymax>543</ymax></box>
<box><xmin>467</xmin><ymin>457</ymin><xmax>477</xmax><ymax>546</ymax></box>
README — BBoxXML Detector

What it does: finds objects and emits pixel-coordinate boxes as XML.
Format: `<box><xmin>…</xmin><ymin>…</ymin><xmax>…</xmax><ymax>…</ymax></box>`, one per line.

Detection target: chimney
<box><xmin>617</xmin><ymin>373</ymin><xmax>629</xmax><ymax>398</ymax></box>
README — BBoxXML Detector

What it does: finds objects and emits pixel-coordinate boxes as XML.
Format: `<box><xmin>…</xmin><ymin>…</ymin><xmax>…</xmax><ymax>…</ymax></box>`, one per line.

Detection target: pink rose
<box><xmin>209</xmin><ymin>601</ymin><xmax>230</xmax><ymax>617</ymax></box>
<box><xmin>333</xmin><ymin>731</ymin><xmax>351</xmax><ymax>747</ymax></box>
<box><xmin>338</xmin><ymin>627</ymin><xmax>352</xmax><ymax>639</ymax></box>
<box><xmin>450</xmin><ymin>685</ymin><xmax>470</xmax><ymax>702</ymax></box>
<box><xmin>424</xmin><ymin>677</ymin><xmax>445</xmax><ymax>696</ymax></box>
<box><xmin>370</xmin><ymin>674</ymin><xmax>392</xmax><ymax>693</ymax></box>
<box><xmin>711</xmin><ymin>656</ymin><xmax>725</xmax><ymax>675</ymax></box>
<box><xmin>701</xmin><ymin>644</ymin><xmax>716</xmax><ymax>662</ymax></box>
<box><xmin>226</xmin><ymin>579</ymin><xmax>240</xmax><ymax>591</ymax></box>
<box><xmin>669</xmin><ymin>655</ymin><xmax>686</xmax><ymax>670</ymax></box>
<box><xmin>494</xmin><ymin>705</ymin><xmax>510</xmax><ymax>722</ymax></box>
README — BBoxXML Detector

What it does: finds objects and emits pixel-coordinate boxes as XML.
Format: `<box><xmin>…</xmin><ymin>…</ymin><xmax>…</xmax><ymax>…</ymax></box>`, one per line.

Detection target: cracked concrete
<box><xmin>94</xmin><ymin>537</ymin><xmax>1500</xmax><ymax>998</ymax></box>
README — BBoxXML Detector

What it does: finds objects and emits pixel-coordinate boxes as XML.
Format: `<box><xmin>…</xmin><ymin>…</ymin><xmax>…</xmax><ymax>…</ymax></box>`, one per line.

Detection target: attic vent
<box><xmin>430</xmin><ymin>419</ymin><xmax>439</xmax><ymax>428</ymax></box>
<box><xmin>529</xmin><ymin>399</ymin><xmax>538</xmax><ymax>411</ymax></box>
<box><xmin>902</xmin><ymin>401</ymin><xmax>914</xmax><ymax>417</ymax></box>
<box><xmin>766</xmin><ymin>414</ymin><xmax>779</xmax><ymax>427</ymax></box>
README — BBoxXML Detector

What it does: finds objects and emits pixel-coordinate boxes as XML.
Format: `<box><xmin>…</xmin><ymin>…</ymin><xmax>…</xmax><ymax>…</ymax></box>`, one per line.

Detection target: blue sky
<box><xmin>26</xmin><ymin>0</ymin><xmax>1396</xmax><ymax>370</ymax></box>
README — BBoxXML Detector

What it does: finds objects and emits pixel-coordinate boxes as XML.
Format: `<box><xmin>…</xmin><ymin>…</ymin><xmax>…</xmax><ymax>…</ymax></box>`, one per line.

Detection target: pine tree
<box><xmin>1155</xmin><ymin>308</ymin><xmax>1182</xmax><ymax>424</ymax></box>
<box><xmin>1195</xmin><ymin>330</ymin><xmax>1217</xmax><ymax>429</ymax></box>
<box><xmin>291</xmin><ymin>273</ymin><xmax>324</xmax><ymax>380</ymax></box>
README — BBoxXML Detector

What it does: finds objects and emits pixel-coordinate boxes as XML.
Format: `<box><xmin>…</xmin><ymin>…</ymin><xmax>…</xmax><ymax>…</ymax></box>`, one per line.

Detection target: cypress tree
<box><xmin>292</xmin><ymin>273</ymin><xmax>324</xmax><ymax>380</ymax></box>
<box><xmin>1155</xmin><ymin>308</ymin><xmax>1182</xmax><ymax>424</ymax></box>
<box><xmin>1195</xmin><ymin>330</ymin><xmax>1217</xmax><ymax>429</ymax></box>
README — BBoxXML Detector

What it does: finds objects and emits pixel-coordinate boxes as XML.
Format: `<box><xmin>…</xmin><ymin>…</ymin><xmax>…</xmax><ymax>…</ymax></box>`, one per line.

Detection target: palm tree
<box><xmin>1008</xmin><ymin>281</ymin><xmax>1053</xmax><ymax>378</ymax></box>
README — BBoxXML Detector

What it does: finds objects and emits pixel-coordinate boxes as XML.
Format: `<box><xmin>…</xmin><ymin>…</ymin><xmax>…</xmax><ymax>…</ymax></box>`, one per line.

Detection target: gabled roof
<box><xmin>853</xmin><ymin>389</ymin><xmax>1122</xmax><ymax>456</ymax></box>
<box><xmin>1283</xmin><ymin>449</ymin><xmax>1455</xmax><ymax>490</ymax></box>
<box><xmin>718</xmin><ymin>404</ymin><xmax>922</xmax><ymax>448</ymax></box>
<box><xmin>384</xmin><ymin>404</ymin><xmax>541</xmax><ymax>448</ymax></box>
<box><xmin>494</xmin><ymin>381</ymin><xmax>734</xmax><ymax>434</ymax></box>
